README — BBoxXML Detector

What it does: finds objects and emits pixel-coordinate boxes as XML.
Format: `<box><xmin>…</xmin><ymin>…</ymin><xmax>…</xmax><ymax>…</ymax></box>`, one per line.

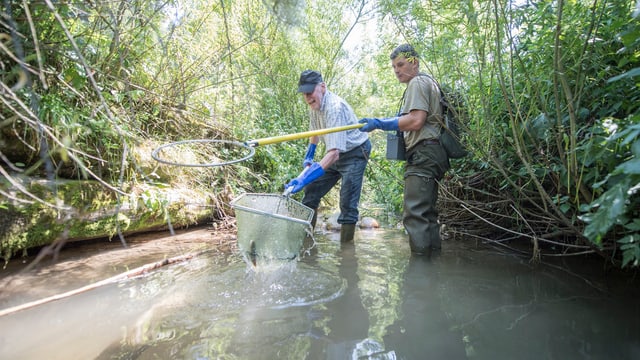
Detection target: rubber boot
<box><xmin>310</xmin><ymin>209</ymin><xmax>318</xmax><ymax>229</ymax></box>
<box><xmin>340</xmin><ymin>223</ymin><xmax>356</xmax><ymax>243</ymax></box>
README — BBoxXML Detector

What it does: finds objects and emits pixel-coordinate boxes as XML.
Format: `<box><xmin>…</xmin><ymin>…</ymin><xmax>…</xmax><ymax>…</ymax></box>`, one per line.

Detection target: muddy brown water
<box><xmin>0</xmin><ymin>226</ymin><xmax>639</xmax><ymax>359</ymax></box>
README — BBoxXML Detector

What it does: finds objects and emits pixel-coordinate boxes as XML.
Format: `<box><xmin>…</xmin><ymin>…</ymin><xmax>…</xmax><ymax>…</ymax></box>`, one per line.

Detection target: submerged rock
<box><xmin>358</xmin><ymin>217</ymin><xmax>380</xmax><ymax>229</ymax></box>
<box><xmin>319</xmin><ymin>212</ymin><xmax>381</xmax><ymax>231</ymax></box>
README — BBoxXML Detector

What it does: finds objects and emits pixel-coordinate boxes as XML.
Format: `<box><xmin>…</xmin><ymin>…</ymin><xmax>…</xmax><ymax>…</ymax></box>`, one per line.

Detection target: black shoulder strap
<box><xmin>397</xmin><ymin>87</ymin><xmax>407</xmax><ymax>116</ymax></box>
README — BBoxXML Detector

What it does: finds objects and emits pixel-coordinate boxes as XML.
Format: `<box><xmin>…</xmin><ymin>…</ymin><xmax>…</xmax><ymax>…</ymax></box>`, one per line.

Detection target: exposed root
<box><xmin>437</xmin><ymin>173</ymin><xmax>602</xmax><ymax>262</ymax></box>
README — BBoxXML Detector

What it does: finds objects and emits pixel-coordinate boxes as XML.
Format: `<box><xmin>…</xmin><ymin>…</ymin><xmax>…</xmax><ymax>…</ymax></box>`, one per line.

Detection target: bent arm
<box><xmin>319</xmin><ymin>148</ymin><xmax>340</xmax><ymax>169</ymax></box>
<box><xmin>398</xmin><ymin>109</ymin><xmax>428</xmax><ymax>132</ymax></box>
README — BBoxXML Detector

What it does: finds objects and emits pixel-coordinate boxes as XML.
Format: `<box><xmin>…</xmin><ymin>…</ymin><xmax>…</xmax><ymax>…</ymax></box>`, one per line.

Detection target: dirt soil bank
<box><xmin>0</xmin><ymin>225</ymin><xmax>237</xmax><ymax>311</ymax></box>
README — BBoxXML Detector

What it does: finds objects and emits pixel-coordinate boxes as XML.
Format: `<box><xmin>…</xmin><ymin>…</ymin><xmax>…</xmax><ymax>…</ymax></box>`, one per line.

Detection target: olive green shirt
<box><xmin>400</xmin><ymin>73</ymin><xmax>443</xmax><ymax>151</ymax></box>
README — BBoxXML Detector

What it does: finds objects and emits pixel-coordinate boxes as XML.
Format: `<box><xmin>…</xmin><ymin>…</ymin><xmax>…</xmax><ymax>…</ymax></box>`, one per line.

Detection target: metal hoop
<box><xmin>151</xmin><ymin>139</ymin><xmax>255</xmax><ymax>167</ymax></box>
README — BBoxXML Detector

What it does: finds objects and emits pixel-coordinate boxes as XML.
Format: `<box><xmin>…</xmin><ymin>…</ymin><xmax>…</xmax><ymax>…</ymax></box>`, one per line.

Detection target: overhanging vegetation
<box><xmin>1</xmin><ymin>0</ymin><xmax>638</xmax><ymax>267</ymax></box>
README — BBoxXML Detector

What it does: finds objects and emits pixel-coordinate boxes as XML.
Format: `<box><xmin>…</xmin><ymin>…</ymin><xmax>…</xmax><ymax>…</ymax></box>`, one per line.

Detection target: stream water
<box><xmin>0</xmin><ymin>228</ymin><xmax>639</xmax><ymax>359</ymax></box>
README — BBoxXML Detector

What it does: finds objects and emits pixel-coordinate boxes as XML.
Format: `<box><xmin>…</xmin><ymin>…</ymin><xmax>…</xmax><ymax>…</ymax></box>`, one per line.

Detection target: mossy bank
<box><xmin>0</xmin><ymin>177</ymin><xmax>217</xmax><ymax>262</ymax></box>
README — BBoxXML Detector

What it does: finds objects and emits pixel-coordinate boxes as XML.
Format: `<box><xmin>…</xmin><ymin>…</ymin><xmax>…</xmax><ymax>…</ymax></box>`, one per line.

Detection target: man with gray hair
<box><xmin>285</xmin><ymin>70</ymin><xmax>371</xmax><ymax>242</ymax></box>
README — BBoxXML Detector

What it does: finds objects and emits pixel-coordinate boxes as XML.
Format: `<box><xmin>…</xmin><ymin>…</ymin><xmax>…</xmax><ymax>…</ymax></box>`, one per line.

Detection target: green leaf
<box><xmin>618</xmin><ymin>235</ymin><xmax>640</xmax><ymax>268</ymax></box>
<box><xmin>607</xmin><ymin>67</ymin><xmax>640</xmax><ymax>83</ymax></box>
<box><xmin>625</xmin><ymin>219</ymin><xmax>640</xmax><ymax>232</ymax></box>
<box><xmin>632</xmin><ymin>146</ymin><xmax>640</xmax><ymax>162</ymax></box>
<box><xmin>622</xmin><ymin>129</ymin><xmax>640</xmax><ymax>148</ymax></box>
<box><xmin>618</xmin><ymin>158</ymin><xmax>640</xmax><ymax>175</ymax></box>
<box><xmin>582</xmin><ymin>182</ymin><xmax>628</xmax><ymax>241</ymax></box>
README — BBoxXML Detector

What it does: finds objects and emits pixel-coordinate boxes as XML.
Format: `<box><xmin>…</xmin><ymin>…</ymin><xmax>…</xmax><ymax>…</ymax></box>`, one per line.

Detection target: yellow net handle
<box><xmin>245</xmin><ymin>123</ymin><xmax>364</xmax><ymax>147</ymax></box>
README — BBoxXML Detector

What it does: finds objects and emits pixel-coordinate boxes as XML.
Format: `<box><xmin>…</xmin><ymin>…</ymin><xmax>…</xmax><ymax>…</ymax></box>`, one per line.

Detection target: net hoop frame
<box><xmin>151</xmin><ymin>139</ymin><xmax>256</xmax><ymax>167</ymax></box>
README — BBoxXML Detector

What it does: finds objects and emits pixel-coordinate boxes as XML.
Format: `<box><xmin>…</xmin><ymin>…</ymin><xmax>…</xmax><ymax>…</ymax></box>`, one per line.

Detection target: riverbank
<box><xmin>0</xmin><ymin>225</ymin><xmax>237</xmax><ymax>312</ymax></box>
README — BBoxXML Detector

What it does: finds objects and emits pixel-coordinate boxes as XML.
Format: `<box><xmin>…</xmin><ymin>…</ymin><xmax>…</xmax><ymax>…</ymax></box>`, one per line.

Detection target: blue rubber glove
<box><xmin>358</xmin><ymin>117</ymin><xmax>400</xmax><ymax>132</ymax></box>
<box><xmin>285</xmin><ymin>162</ymin><xmax>325</xmax><ymax>194</ymax></box>
<box><xmin>302</xmin><ymin>143</ymin><xmax>317</xmax><ymax>168</ymax></box>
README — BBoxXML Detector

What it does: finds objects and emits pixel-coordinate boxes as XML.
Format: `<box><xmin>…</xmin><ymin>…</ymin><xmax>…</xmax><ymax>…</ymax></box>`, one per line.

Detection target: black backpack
<box><xmin>438</xmin><ymin>86</ymin><xmax>468</xmax><ymax>159</ymax></box>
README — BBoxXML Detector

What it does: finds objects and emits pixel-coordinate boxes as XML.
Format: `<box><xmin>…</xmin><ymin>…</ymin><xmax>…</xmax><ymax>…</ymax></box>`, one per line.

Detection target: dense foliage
<box><xmin>1</xmin><ymin>0</ymin><xmax>638</xmax><ymax>267</ymax></box>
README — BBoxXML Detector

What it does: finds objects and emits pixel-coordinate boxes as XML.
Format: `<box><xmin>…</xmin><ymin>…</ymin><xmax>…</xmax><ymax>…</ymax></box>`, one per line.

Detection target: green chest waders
<box><xmin>403</xmin><ymin>141</ymin><xmax>449</xmax><ymax>254</ymax></box>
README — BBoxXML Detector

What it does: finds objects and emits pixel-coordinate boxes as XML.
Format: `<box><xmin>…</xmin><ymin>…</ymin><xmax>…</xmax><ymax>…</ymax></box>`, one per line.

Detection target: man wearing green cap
<box><xmin>285</xmin><ymin>70</ymin><xmax>371</xmax><ymax>242</ymax></box>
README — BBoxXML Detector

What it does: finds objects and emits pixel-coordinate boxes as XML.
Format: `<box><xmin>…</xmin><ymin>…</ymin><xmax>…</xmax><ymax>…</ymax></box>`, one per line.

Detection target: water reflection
<box><xmin>1</xmin><ymin>229</ymin><xmax>639</xmax><ymax>359</ymax></box>
<box><xmin>308</xmin><ymin>240</ymin><xmax>371</xmax><ymax>359</ymax></box>
<box><xmin>383</xmin><ymin>254</ymin><xmax>467</xmax><ymax>359</ymax></box>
